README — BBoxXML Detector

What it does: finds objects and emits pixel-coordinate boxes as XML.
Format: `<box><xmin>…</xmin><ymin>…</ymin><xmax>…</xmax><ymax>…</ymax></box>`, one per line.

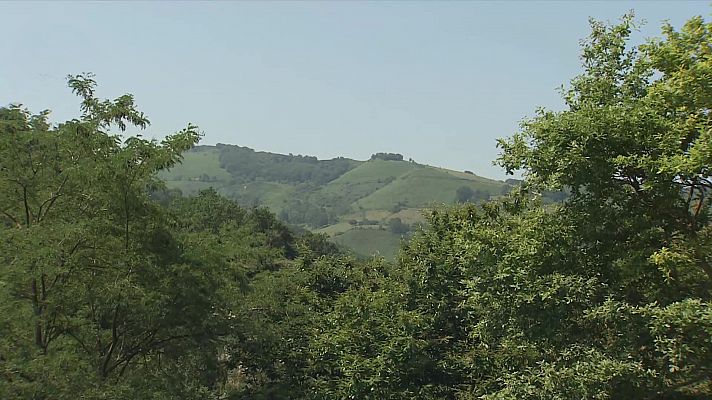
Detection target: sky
<box><xmin>1</xmin><ymin>1</ymin><xmax>709</xmax><ymax>180</ymax></box>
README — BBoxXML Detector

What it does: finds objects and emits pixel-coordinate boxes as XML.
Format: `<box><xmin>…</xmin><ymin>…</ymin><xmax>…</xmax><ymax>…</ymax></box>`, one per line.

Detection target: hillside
<box><xmin>159</xmin><ymin>144</ymin><xmax>512</xmax><ymax>258</ymax></box>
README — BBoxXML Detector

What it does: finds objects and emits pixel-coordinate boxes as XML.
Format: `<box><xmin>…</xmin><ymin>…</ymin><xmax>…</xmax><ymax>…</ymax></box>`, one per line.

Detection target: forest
<box><xmin>1</xmin><ymin>14</ymin><xmax>711</xmax><ymax>400</ymax></box>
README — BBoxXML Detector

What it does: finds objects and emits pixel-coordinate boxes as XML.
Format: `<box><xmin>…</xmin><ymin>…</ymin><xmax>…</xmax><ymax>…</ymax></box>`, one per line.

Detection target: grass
<box><xmin>389</xmin><ymin>208</ymin><xmax>427</xmax><ymax>225</ymax></box>
<box><xmin>159</xmin><ymin>147</ymin><xmax>232</xmax><ymax>181</ymax></box>
<box><xmin>340</xmin><ymin>209</ymin><xmax>393</xmax><ymax>221</ymax></box>
<box><xmin>317</xmin><ymin>221</ymin><xmax>354</xmax><ymax>236</ymax></box>
<box><xmin>315</xmin><ymin>160</ymin><xmax>418</xmax><ymax>206</ymax></box>
<box><xmin>332</xmin><ymin>228</ymin><xmax>405</xmax><ymax>260</ymax></box>
<box><xmin>355</xmin><ymin>167</ymin><xmax>505</xmax><ymax>209</ymax></box>
<box><xmin>220</xmin><ymin>181</ymin><xmax>295</xmax><ymax>210</ymax></box>
<box><xmin>328</xmin><ymin>160</ymin><xmax>418</xmax><ymax>184</ymax></box>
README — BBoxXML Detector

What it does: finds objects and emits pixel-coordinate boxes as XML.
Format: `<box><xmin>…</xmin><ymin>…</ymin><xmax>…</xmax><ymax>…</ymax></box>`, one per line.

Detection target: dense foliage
<box><xmin>217</xmin><ymin>144</ymin><xmax>359</xmax><ymax>185</ymax></box>
<box><xmin>2</xmin><ymin>12</ymin><xmax>711</xmax><ymax>400</ymax></box>
<box><xmin>370</xmin><ymin>153</ymin><xmax>405</xmax><ymax>161</ymax></box>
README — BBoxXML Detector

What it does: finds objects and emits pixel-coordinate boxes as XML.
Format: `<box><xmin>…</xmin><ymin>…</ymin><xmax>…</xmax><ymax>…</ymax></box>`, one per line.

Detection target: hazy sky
<box><xmin>1</xmin><ymin>1</ymin><xmax>709</xmax><ymax>179</ymax></box>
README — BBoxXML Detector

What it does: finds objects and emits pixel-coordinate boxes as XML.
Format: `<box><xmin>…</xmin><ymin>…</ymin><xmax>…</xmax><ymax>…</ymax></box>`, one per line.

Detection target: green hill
<box><xmin>355</xmin><ymin>166</ymin><xmax>504</xmax><ymax>209</ymax></box>
<box><xmin>159</xmin><ymin>144</ymin><xmax>513</xmax><ymax>258</ymax></box>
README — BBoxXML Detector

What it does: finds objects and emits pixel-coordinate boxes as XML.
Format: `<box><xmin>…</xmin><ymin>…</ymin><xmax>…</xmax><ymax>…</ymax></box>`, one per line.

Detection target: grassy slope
<box><xmin>355</xmin><ymin>165</ymin><xmax>504</xmax><ymax>209</ymax></box>
<box><xmin>316</xmin><ymin>160</ymin><xmax>506</xmax><ymax>257</ymax></box>
<box><xmin>313</xmin><ymin>160</ymin><xmax>416</xmax><ymax>206</ymax></box>
<box><xmin>220</xmin><ymin>181</ymin><xmax>296</xmax><ymax>210</ymax></box>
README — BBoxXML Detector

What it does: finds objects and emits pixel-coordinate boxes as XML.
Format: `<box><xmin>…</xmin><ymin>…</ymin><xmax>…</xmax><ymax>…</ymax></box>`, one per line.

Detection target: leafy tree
<box><xmin>490</xmin><ymin>13</ymin><xmax>712</xmax><ymax>398</ymax></box>
<box><xmin>295</xmin><ymin>13</ymin><xmax>712</xmax><ymax>400</ymax></box>
<box><xmin>0</xmin><ymin>74</ymin><xmax>227</xmax><ymax>398</ymax></box>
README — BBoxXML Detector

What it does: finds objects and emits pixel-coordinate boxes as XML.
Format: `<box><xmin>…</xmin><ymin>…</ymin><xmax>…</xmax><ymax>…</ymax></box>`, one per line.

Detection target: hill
<box><xmin>159</xmin><ymin>144</ymin><xmax>513</xmax><ymax>258</ymax></box>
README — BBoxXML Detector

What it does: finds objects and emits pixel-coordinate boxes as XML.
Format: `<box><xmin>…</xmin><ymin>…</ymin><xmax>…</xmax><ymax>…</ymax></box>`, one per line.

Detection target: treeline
<box><xmin>370</xmin><ymin>152</ymin><xmax>404</xmax><ymax>161</ymax></box>
<box><xmin>217</xmin><ymin>144</ymin><xmax>359</xmax><ymax>185</ymax></box>
<box><xmin>2</xmin><ymin>13</ymin><xmax>712</xmax><ymax>400</ymax></box>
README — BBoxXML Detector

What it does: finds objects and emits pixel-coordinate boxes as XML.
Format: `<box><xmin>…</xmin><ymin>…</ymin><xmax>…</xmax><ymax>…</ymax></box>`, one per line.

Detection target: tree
<box><xmin>388</xmin><ymin>217</ymin><xmax>410</xmax><ymax>235</ymax></box>
<box><xmin>370</xmin><ymin>152</ymin><xmax>404</xmax><ymax>161</ymax></box>
<box><xmin>499</xmin><ymin>14</ymin><xmax>712</xmax><ymax>296</ymax></box>
<box><xmin>300</xmin><ymin>13</ymin><xmax>712</xmax><ymax>400</ymax></box>
<box><xmin>491</xmin><ymin>14</ymin><xmax>712</xmax><ymax>398</ymax></box>
<box><xmin>0</xmin><ymin>74</ymin><xmax>228</xmax><ymax>398</ymax></box>
<box><xmin>455</xmin><ymin>185</ymin><xmax>475</xmax><ymax>203</ymax></box>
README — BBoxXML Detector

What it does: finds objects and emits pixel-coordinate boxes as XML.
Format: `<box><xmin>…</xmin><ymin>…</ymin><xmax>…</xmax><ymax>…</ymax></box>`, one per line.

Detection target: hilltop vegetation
<box><xmin>218</xmin><ymin>144</ymin><xmax>360</xmax><ymax>185</ymax></box>
<box><xmin>2</xmin><ymin>13</ymin><xmax>711</xmax><ymax>400</ymax></box>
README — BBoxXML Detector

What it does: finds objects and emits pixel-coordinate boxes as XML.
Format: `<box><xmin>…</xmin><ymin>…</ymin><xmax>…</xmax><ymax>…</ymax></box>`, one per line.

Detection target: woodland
<box><xmin>1</xmin><ymin>14</ymin><xmax>711</xmax><ymax>399</ymax></box>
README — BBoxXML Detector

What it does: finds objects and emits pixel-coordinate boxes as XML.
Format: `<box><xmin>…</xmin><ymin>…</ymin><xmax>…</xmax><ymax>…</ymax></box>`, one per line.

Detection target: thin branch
<box><xmin>0</xmin><ymin>209</ymin><xmax>21</xmax><ymax>228</ymax></box>
<box><xmin>101</xmin><ymin>303</ymin><xmax>121</xmax><ymax>378</ymax></box>
<box><xmin>65</xmin><ymin>330</ymin><xmax>93</xmax><ymax>356</ymax></box>
<box><xmin>37</xmin><ymin>176</ymin><xmax>68</xmax><ymax>222</ymax></box>
<box><xmin>22</xmin><ymin>185</ymin><xmax>31</xmax><ymax>226</ymax></box>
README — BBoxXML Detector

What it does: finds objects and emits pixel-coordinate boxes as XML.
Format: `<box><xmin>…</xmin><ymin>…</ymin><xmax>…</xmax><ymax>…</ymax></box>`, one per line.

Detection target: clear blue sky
<box><xmin>1</xmin><ymin>1</ymin><xmax>709</xmax><ymax>179</ymax></box>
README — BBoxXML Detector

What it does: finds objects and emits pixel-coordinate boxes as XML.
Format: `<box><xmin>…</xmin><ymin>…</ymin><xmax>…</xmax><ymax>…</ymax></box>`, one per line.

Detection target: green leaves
<box><xmin>219</xmin><ymin>13</ymin><xmax>712</xmax><ymax>399</ymax></box>
<box><xmin>0</xmin><ymin>76</ymin><xmax>224</xmax><ymax>399</ymax></box>
<box><xmin>68</xmin><ymin>73</ymin><xmax>149</xmax><ymax>131</ymax></box>
<box><xmin>4</xmin><ymin>12</ymin><xmax>712</xmax><ymax>399</ymax></box>
<box><xmin>484</xmin><ymin>13</ymin><xmax>712</xmax><ymax>399</ymax></box>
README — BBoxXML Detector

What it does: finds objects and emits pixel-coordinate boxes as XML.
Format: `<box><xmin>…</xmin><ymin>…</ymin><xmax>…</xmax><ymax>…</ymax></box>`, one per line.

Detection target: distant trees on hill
<box><xmin>387</xmin><ymin>217</ymin><xmax>410</xmax><ymax>234</ymax></box>
<box><xmin>456</xmin><ymin>185</ymin><xmax>490</xmax><ymax>203</ymax></box>
<box><xmin>218</xmin><ymin>145</ymin><xmax>359</xmax><ymax>185</ymax></box>
<box><xmin>456</xmin><ymin>186</ymin><xmax>475</xmax><ymax>203</ymax></box>
<box><xmin>278</xmin><ymin>199</ymin><xmax>336</xmax><ymax>228</ymax></box>
<box><xmin>370</xmin><ymin>152</ymin><xmax>404</xmax><ymax>161</ymax></box>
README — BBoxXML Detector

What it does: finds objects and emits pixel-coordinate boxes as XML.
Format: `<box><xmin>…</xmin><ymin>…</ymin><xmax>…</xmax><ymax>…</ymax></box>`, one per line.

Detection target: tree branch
<box><xmin>0</xmin><ymin>209</ymin><xmax>21</xmax><ymax>228</ymax></box>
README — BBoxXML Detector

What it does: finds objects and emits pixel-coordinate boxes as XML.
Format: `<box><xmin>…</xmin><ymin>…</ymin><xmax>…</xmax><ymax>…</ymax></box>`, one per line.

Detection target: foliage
<box><xmin>0</xmin><ymin>74</ymin><xmax>227</xmax><ymax>398</ymax></box>
<box><xmin>3</xmin><ymin>11</ymin><xmax>711</xmax><ymax>400</ymax></box>
<box><xmin>233</xmin><ymin>12</ymin><xmax>712</xmax><ymax>399</ymax></box>
<box><xmin>370</xmin><ymin>152</ymin><xmax>405</xmax><ymax>161</ymax></box>
<box><xmin>455</xmin><ymin>186</ymin><xmax>491</xmax><ymax>203</ymax></box>
<box><xmin>278</xmin><ymin>198</ymin><xmax>336</xmax><ymax>228</ymax></box>
<box><xmin>217</xmin><ymin>144</ymin><xmax>359</xmax><ymax>185</ymax></box>
<box><xmin>490</xmin><ymin>13</ymin><xmax>712</xmax><ymax>398</ymax></box>
<box><xmin>455</xmin><ymin>185</ymin><xmax>475</xmax><ymax>203</ymax></box>
<box><xmin>388</xmin><ymin>217</ymin><xmax>411</xmax><ymax>235</ymax></box>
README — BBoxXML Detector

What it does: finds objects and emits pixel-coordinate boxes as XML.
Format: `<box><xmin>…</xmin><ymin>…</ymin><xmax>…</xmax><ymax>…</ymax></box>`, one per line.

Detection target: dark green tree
<box><xmin>388</xmin><ymin>217</ymin><xmax>410</xmax><ymax>235</ymax></box>
<box><xmin>455</xmin><ymin>185</ymin><xmax>475</xmax><ymax>203</ymax></box>
<box><xmin>0</xmin><ymin>74</ymin><xmax>229</xmax><ymax>399</ymax></box>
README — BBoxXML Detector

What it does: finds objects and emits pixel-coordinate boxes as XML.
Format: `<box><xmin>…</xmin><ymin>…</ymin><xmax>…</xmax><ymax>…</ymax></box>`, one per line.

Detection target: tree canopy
<box><xmin>2</xmin><ymin>12</ymin><xmax>711</xmax><ymax>400</ymax></box>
